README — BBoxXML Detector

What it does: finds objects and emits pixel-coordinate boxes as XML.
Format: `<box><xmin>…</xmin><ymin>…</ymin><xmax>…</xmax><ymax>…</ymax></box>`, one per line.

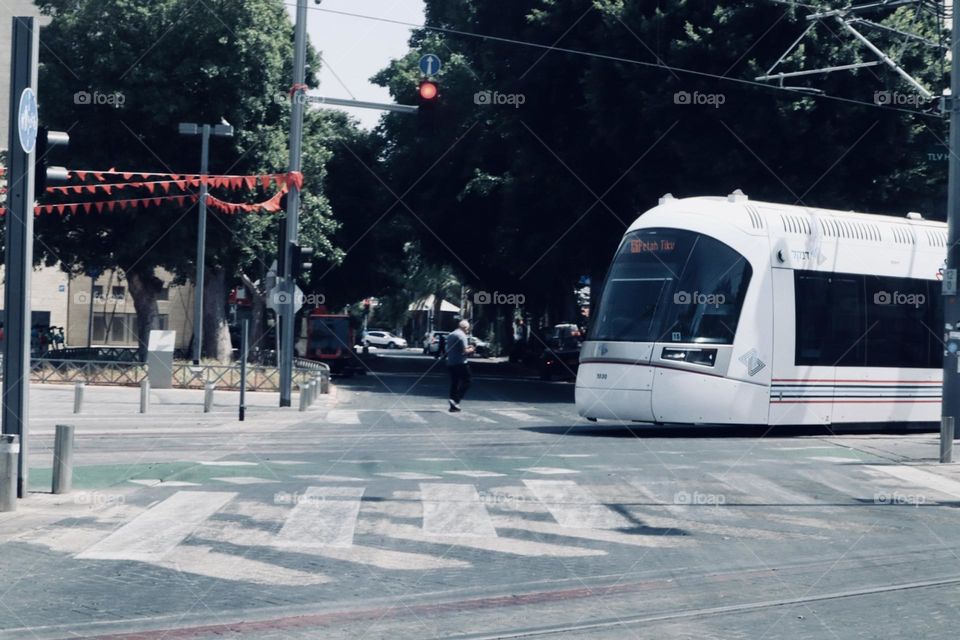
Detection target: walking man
<box><xmin>446</xmin><ymin>320</ymin><xmax>474</xmax><ymax>412</ymax></box>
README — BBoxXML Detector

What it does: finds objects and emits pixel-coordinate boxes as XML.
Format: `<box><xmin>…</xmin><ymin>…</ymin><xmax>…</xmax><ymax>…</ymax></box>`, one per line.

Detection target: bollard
<box><xmin>52</xmin><ymin>424</ymin><xmax>74</xmax><ymax>495</ymax></box>
<box><xmin>73</xmin><ymin>382</ymin><xmax>84</xmax><ymax>414</ymax></box>
<box><xmin>140</xmin><ymin>378</ymin><xmax>150</xmax><ymax>414</ymax></box>
<box><xmin>941</xmin><ymin>416</ymin><xmax>954</xmax><ymax>463</ymax></box>
<box><xmin>309</xmin><ymin>379</ymin><xmax>317</xmax><ymax>406</ymax></box>
<box><xmin>204</xmin><ymin>383</ymin><xmax>215</xmax><ymax>413</ymax></box>
<box><xmin>0</xmin><ymin>435</ymin><xmax>18</xmax><ymax>512</ymax></box>
<box><xmin>320</xmin><ymin>371</ymin><xmax>329</xmax><ymax>394</ymax></box>
<box><xmin>298</xmin><ymin>384</ymin><xmax>308</xmax><ymax>412</ymax></box>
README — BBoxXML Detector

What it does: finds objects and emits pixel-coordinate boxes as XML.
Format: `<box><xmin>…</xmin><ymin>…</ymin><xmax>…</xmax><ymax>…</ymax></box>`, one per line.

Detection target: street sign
<box><xmin>17</xmin><ymin>87</ymin><xmax>37</xmax><ymax>154</ymax></box>
<box><xmin>419</xmin><ymin>53</ymin><xmax>441</xmax><ymax>76</ymax></box>
<box><xmin>266</xmin><ymin>281</ymin><xmax>303</xmax><ymax>314</ymax></box>
<box><xmin>944</xmin><ymin>268</ymin><xmax>958</xmax><ymax>296</ymax></box>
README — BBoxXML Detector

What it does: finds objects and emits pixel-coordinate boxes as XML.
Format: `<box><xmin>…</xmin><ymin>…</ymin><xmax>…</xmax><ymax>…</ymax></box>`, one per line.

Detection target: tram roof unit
<box><xmin>637</xmin><ymin>192</ymin><xmax>945</xmax><ymax>246</ymax></box>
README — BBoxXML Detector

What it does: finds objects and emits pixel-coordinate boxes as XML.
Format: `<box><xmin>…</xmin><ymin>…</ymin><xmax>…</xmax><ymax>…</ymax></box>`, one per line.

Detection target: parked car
<box><xmin>423</xmin><ymin>330</ymin><xmax>449</xmax><ymax>356</ymax></box>
<box><xmin>468</xmin><ymin>336</ymin><xmax>491</xmax><ymax>358</ymax></box>
<box><xmin>363</xmin><ymin>330</ymin><xmax>407</xmax><ymax>349</ymax></box>
<box><xmin>538</xmin><ymin>323</ymin><xmax>584</xmax><ymax>380</ymax></box>
<box><xmin>538</xmin><ymin>345</ymin><xmax>580</xmax><ymax>380</ymax></box>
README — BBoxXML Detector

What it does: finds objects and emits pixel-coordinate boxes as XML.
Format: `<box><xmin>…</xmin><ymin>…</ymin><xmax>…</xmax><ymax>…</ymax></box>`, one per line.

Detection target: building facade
<box><xmin>0</xmin><ymin>264</ymin><xmax>195</xmax><ymax>351</ymax></box>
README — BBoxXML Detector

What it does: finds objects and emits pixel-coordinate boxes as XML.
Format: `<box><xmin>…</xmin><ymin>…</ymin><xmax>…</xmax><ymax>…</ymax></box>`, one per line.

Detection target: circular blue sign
<box><xmin>419</xmin><ymin>54</ymin><xmax>442</xmax><ymax>77</ymax></box>
<box><xmin>18</xmin><ymin>87</ymin><xmax>38</xmax><ymax>154</ymax></box>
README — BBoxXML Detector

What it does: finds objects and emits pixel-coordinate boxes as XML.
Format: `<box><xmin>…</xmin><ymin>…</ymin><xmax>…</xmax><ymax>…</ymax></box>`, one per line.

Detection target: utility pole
<box><xmin>942</xmin><ymin>4</ymin><xmax>960</xmax><ymax>463</ymax></box>
<box><xmin>178</xmin><ymin>121</ymin><xmax>233</xmax><ymax>365</ymax></box>
<box><xmin>279</xmin><ymin>0</ymin><xmax>308</xmax><ymax>407</ymax></box>
<box><xmin>2</xmin><ymin>16</ymin><xmax>38</xmax><ymax>500</ymax></box>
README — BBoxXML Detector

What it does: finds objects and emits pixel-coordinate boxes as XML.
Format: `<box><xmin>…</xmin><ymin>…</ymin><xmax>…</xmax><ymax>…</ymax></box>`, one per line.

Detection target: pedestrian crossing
<box><xmin>42</xmin><ymin>462</ymin><xmax>960</xmax><ymax>587</ymax></box>
<box><xmin>321</xmin><ymin>406</ymin><xmax>559</xmax><ymax>426</ymax></box>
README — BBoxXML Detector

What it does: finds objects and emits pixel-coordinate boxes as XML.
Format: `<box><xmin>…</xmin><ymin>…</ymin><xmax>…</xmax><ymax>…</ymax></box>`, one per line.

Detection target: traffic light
<box><xmin>418</xmin><ymin>79</ymin><xmax>439</xmax><ymax>104</ymax></box>
<box><xmin>289</xmin><ymin>242</ymin><xmax>314</xmax><ymax>282</ymax></box>
<box><xmin>34</xmin><ymin>127</ymin><xmax>69</xmax><ymax>199</ymax></box>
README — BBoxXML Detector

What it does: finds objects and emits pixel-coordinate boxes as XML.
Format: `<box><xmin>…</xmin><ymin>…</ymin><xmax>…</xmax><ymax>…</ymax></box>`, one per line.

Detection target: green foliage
<box><xmin>33</xmin><ymin>0</ymin><xmax>340</xmax><ymax>289</ymax></box>
<box><xmin>364</xmin><ymin>0</ymin><xmax>947</xmax><ymax>317</ymax></box>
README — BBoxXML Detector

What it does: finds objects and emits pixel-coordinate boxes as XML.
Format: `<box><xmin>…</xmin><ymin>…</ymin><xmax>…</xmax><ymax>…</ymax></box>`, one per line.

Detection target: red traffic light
<box><xmin>418</xmin><ymin>80</ymin><xmax>438</xmax><ymax>101</ymax></box>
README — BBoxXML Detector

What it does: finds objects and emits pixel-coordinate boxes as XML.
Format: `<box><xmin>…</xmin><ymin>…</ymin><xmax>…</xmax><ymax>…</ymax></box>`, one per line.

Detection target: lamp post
<box><xmin>178</xmin><ymin>120</ymin><xmax>233</xmax><ymax>364</ymax></box>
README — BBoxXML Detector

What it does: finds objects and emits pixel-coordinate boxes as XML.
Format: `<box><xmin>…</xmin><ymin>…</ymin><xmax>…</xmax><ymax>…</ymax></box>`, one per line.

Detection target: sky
<box><xmin>285</xmin><ymin>1</ymin><xmax>427</xmax><ymax>130</ymax></box>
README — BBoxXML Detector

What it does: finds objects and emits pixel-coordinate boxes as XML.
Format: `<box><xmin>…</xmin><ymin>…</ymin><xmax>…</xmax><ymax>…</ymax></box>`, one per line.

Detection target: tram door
<box><xmin>769</xmin><ymin>268</ymin><xmax>836</xmax><ymax>425</ymax></box>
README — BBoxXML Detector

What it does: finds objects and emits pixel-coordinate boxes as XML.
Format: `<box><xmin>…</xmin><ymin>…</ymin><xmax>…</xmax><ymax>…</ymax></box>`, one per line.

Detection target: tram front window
<box><xmin>588</xmin><ymin>228</ymin><xmax>752</xmax><ymax>344</ymax></box>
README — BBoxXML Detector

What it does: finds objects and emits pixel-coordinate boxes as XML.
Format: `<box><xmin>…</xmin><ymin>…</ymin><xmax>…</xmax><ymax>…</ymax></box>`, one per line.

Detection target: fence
<box><xmin>23</xmin><ymin>358</ymin><xmax>326</xmax><ymax>392</ymax></box>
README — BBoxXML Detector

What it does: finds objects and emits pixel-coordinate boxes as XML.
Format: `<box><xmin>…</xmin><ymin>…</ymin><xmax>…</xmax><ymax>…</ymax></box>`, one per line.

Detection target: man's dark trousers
<box><xmin>449</xmin><ymin>363</ymin><xmax>471</xmax><ymax>403</ymax></box>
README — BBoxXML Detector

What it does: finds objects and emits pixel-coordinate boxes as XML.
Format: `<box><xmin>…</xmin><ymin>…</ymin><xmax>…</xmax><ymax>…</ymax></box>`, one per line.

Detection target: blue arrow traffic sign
<box><xmin>419</xmin><ymin>54</ymin><xmax>441</xmax><ymax>77</ymax></box>
<box><xmin>18</xmin><ymin>87</ymin><xmax>38</xmax><ymax>154</ymax></box>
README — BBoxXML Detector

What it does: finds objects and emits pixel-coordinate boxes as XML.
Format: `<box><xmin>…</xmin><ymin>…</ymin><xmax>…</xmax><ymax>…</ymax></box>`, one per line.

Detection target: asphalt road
<box><xmin>1</xmin><ymin>355</ymin><xmax>959</xmax><ymax>639</ymax></box>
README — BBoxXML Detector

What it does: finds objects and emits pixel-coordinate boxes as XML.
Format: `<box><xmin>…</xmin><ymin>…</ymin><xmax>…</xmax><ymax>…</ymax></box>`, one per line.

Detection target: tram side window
<box><xmin>864</xmin><ymin>276</ymin><xmax>942</xmax><ymax>368</ymax></box>
<box><xmin>795</xmin><ymin>273</ymin><xmax>865</xmax><ymax>367</ymax></box>
<box><xmin>795</xmin><ymin>271</ymin><xmax>942</xmax><ymax>369</ymax></box>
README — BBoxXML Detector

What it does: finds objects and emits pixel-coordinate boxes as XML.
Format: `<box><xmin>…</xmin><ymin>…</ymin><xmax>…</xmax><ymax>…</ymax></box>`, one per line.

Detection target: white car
<box><xmin>363</xmin><ymin>330</ymin><xmax>407</xmax><ymax>349</ymax></box>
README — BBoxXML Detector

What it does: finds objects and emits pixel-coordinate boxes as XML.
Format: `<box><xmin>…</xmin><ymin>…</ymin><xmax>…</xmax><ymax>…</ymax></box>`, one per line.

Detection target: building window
<box><xmin>92</xmin><ymin>285</ymin><xmax>105</xmax><ymax>301</ymax></box>
<box><xmin>111</xmin><ymin>286</ymin><xmax>126</xmax><ymax>301</ymax></box>
<box><xmin>92</xmin><ymin>312</ymin><xmax>168</xmax><ymax>345</ymax></box>
<box><xmin>156</xmin><ymin>287</ymin><xmax>169</xmax><ymax>301</ymax></box>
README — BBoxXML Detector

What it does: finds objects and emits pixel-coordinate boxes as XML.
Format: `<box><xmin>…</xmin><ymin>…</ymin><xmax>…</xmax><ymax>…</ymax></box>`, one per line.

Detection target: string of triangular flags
<box><xmin>0</xmin><ymin>170</ymin><xmax>301</xmax><ymax>217</ymax></box>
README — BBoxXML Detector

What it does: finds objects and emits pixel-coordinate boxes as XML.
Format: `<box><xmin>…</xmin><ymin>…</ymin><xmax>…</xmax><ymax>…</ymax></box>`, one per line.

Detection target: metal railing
<box><xmin>22</xmin><ymin>358</ymin><xmax>328</xmax><ymax>392</ymax></box>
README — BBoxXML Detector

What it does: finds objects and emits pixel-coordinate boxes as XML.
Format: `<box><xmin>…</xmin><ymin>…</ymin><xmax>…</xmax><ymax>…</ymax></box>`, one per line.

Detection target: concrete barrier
<box><xmin>203</xmin><ymin>383</ymin><xmax>215</xmax><ymax>413</ymax></box>
<box><xmin>52</xmin><ymin>424</ymin><xmax>74</xmax><ymax>495</ymax></box>
<box><xmin>0</xmin><ymin>435</ymin><xmax>19</xmax><ymax>512</ymax></box>
<box><xmin>73</xmin><ymin>382</ymin><xmax>84</xmax><ymax>414</ymax></box>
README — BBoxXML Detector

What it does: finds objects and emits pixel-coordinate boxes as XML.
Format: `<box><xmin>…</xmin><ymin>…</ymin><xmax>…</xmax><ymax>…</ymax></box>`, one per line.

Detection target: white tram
<box><xmin>576</xmin><ymin>192</ymin><xmax>946</xmax><ymax>426</ymax></box>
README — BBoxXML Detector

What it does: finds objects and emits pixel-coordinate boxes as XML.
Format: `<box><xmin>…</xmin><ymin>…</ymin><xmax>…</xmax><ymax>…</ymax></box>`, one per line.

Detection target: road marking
<box><xmin>391</xmin><ymin>411</ymin><xmax>428</xmax><ymax>424</ymax></box>
<box><xmin>444</xmin><ymin>470</ymin><xmax>507</xmax><ymax>478</ymax></box>
<box><xmin>376</xmin><ymin>472</ymin><xmax>442</xmax><ymax>480</ymax></box>
<box><xmin>160</xmin><ymin>545</ymin><xmax>330</xmax><ymax>585</ymax></box>
<box><xmin>713</xmin><ymin>473</ymin><xmax>816</xmax><ymax>505</ymax></box>
<box><xmin>210</xmin><ymin>476</ymin><xmax>279</xmax><ymax>485</ymax></box>
<box><xmin>341</xmin><ymin>459</ymin><xmax>384</xmax><ymax>464</ymax></box>
<box><xmin>519</xmin><ymin>467</ymin><xmax>580</xmax><ymax>476</ymax></box>
<box><xmin>523</xmin><ymin>480</ymin><xmax>630</xmax><ymax>529</ymax></box>
<box><xmin>262</xmin><ymin>460</ymin><xmax>310</xmax><ymax>465</ymax></box>
<box><xmin>326</xmin><ymin>410</ymin><xmax>361</xmax><ymax>424</ymax></box>
<box><xmin>294</xmin><ymin>474</ymin><xmax>366</xmax><ymax>482</ymax></box>
<box><xmin>491</xmin><ymin>515</ymin><xmax>691</xmax><ymax>548</ymax></box>
<box><xmin>420</xmin><ymin>483</ymin><xmax>497</xmax><ymax>537</ymax></box>
<box><xmin>490</xmin><ymin>409</ymin><xmax>540</xmax><ymax>422</ymax></box>
<box><xmin>417</xmin><ymin>457</ymin><xmax>457</xmax><ymax>462</ymax></box>
<box><xmin>865</xmin><ymin>465</ymin><xmax>960</xmax><ymax>500</ymax></box>
<box><xmin>550</xmin><ymin>454</ymin><xmax>594</xmax><ymax>458</ymax></box>
<box><xmin>128</xmin><ymin>479</ymin><xmax>200</xmax><ymax>487</ymax></box>
<box><xmin>276</xmin><ymin>486</ymin><xmax>364</xmax><ymax>548</ymax></box>
<box><xmin>193</xmin><ymin>508</ymin><xmax>470</xmax><ymax>571</ymax></box>
<box><xmin>448</xmin><ymin>411</ymin><xmax>498</xmax><ymax>424</ymax></box>
<box><xmin>196</xmin><ymin>461</ymin><xmax>259</xmax><ymax>467</ymax></box>
<box><xmin>360</xmin><ymin>518</ymin><xmax>605</xmax><ymax>557</ymax></box>
<box><xmin>77</xmin><ymin>491</ymin><xmax>237</xmax><ymax>561</ymax></box>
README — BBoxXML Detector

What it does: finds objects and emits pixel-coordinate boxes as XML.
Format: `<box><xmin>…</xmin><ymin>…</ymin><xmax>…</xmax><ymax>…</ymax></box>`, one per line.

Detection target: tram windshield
<box><xmin>588</xmin><ymin>228</ymin><xmax>752</xmax><ymax>344</ymax></box>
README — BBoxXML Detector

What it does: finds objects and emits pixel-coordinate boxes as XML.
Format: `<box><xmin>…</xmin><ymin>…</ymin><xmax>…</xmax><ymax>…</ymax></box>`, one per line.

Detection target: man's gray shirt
<box><xmin>445</xmin><ymin>329</ymin><xmax>469</xmax><ymax>366</ymax></box>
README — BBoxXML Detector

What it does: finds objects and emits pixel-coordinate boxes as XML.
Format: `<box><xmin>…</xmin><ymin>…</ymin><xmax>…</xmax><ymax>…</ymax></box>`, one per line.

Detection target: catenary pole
<box><xmin>941</xmin><ymin>3</ymin><xmax>960</xmax><ymax>463</ymax></box>
<box><xmin>280</xmin><ymin>0</ymin><xmax>308</xmax><ymax>407</ymax></box>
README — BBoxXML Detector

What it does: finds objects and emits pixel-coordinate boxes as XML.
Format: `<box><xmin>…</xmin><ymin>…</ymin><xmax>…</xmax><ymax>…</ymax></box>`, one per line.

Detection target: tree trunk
<box><xmin>202</xmin><ymin>267</ymin><xmax>233</xmax><ymax>362</ymax></box>
<box><xmin>126</xmin><ymin>267</ymin><xmax>163</xmax><ymax>361</ymax></box>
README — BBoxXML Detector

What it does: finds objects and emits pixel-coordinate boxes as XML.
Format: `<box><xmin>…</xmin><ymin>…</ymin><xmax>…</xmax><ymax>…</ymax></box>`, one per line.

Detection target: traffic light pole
<box><xmin>2</xmin><ymin>17</ymin><xmax>39</xmax><ymax>500</ymax></box>
<box><xmin>279</xmin><ymin>0</ymin><xmax>308</xmax><ymax>407</ymax></box>
<box><xmin>942</xmin><ymin>7</ymin><xmax>960</xmax><ymax>462</ymax></box>
<box><xmin>193</xmin><ymin>124</ymin><xmax>210</xmax><ymax>365</ymax></box>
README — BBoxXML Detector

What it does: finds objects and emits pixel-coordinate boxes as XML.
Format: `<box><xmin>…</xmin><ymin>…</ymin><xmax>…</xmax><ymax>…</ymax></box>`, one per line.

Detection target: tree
<box><xmin>34</xmin><ymin>0</ymin><xmax>342</xmax><ymax>360</ymax></box>
<box><xmin>370</xmin><ymin>1</ymin><xmax>946</xmax><ymax>330</ymax></box>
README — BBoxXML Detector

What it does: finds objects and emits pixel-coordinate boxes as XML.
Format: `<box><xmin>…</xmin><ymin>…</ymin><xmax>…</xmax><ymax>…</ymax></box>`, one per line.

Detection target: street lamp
<box><xmin>178</xmin><ymin>119</ymin><xmax>234</xmax><ymax>365</ymax></box>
